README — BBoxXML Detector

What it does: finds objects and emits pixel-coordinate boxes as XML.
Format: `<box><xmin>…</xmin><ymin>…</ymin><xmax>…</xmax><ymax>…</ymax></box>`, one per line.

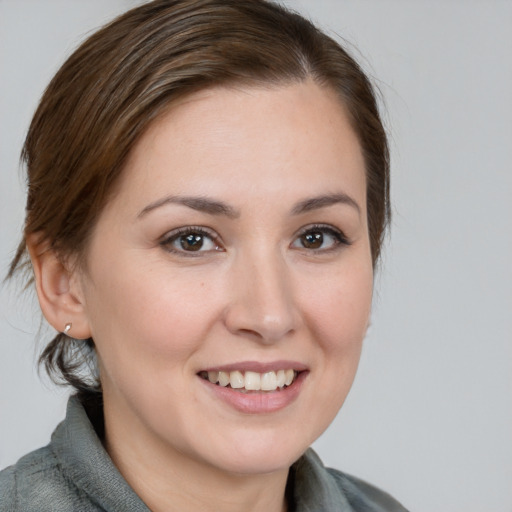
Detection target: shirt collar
<box><xmin>51</xmin><ymin>395</ymin><xmax>150</xmax><ymax>511</ymax></box>
<box><xmin>292</xmin><ymin>448</ymin><xmax>354</xmax><ymax>512</ymax></box>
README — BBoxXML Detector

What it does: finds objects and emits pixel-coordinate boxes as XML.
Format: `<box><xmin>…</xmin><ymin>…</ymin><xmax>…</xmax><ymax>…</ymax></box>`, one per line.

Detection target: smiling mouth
<box><xmin>198</xmin><ymin>369</ymin><xmax>298</xmax><ymax>393</ymax></box>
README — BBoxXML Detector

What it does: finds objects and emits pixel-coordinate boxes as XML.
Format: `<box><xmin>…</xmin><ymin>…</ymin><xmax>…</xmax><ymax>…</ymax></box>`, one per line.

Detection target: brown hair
<box><xmin>8</xmin><ymin>0</ymin><xmax>390</xmax><ymax>396</ymax></box>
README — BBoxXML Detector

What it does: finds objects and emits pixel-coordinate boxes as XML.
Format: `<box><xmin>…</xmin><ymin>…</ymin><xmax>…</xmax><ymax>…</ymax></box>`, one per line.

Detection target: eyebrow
<box><xmin>291</xmin><ymin>193</ymin><xmax>361</xmax><ymax>216</ymax></box>
<box><xmin>137</xmin><ymin>192</ymin><xmax>361</xmax><ymax>219</ymax></box>
<box><xmin>137</xmin><ymin>195</ymin><xmax>240</xmax><ymax>219</ymax></box>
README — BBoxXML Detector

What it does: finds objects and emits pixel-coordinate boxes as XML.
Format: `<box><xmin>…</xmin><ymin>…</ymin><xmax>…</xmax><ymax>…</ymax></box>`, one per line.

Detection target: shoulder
<box><xmin>0</xmin><ymin>445</ymin><xmax>57</xmax><ymax>512</ymax></box>
<box><xmin>0</xmin><ymin>445</ymin><xmax>97</xmax><ymax>512</ymax></box>
<box><xmin>293</xmin><ymin>449</ymin><xmax>409</xmax><ymax>512</ymax></box>
<box><xmin>326</xmin><ymin>467</ymin><xmax>409</xmax><ymax>512</ymax></box>
<box><xmin>0</xmin><ymin>464</ymin><xmax>16</xmax><ymax>512</ymax></box>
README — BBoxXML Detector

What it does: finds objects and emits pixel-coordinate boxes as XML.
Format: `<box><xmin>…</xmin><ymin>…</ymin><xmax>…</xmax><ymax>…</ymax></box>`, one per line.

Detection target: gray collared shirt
<box><xmin>0</xmin><ymin>396</ymin><xmax>408</xmax><ymax>511</ymax></box>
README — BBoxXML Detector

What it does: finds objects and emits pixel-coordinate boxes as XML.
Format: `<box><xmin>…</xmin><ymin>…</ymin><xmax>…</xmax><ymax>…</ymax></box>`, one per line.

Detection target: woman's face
<box><xmin>77</xmin><ymin>81</ymin><xmax>373</xmax><ymax>476</ymax></box>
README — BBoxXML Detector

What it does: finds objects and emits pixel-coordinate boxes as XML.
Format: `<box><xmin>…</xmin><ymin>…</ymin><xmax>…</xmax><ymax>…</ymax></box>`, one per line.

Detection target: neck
<box><xmin>102</xmin><ymin>399</ymin><xmax>290</xmax><ymax>512</ymax></box>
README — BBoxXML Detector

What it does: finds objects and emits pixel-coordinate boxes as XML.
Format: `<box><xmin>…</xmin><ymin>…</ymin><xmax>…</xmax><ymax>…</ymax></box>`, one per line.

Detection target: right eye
<box><xmin>160</xmin><ymin>227</ymin><xmax>223</xmax><ymax>255</ymax></box>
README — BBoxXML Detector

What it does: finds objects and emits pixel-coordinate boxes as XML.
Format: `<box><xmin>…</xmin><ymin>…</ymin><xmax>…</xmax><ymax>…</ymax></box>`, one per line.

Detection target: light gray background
<box><xmin>1</xmin><ymin>1</ymin><xmax>511</xmax><ymax>511</ymax></box>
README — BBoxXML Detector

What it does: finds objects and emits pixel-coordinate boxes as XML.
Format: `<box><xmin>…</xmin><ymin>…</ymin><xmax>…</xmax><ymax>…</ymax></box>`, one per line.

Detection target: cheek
<box><xmin>82</xmin><ymin>258</ymin><xmax>224</xmax><ymax>375</ymax></box>
<box><xmin>300</xmin><ymin>260</ymin><xmax>373</xmax><ymax>353</ymax></box>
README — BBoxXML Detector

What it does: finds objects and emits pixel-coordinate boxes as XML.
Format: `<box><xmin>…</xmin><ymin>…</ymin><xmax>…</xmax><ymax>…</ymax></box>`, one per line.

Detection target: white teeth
<box><xmin>261</xmin><ymin>371</ymin><xmax>277</xmax><ymax>391</ymax></box>
<box><xmin>203</xmin><ymin>369</ymin><xmax>298</xmax><ymax>391</ymax></box>
<box><xmin>276</xmin><ymin>370</ymin><xmax>286</xmax><ymax>388</ymax></box>
<box><xmin>244</xmin><ymin>371</ymin><xmax>261</xmax><ymax>390</ymax></box>
<box><xmin>229</xmin><ymin>371</ymin><xmax>244</xmax><ymax>389</ymax></box>
<box><xmin>218</xmin><ymin>371</ymin><xmax>230</xmax><ymax>387</ymax></box>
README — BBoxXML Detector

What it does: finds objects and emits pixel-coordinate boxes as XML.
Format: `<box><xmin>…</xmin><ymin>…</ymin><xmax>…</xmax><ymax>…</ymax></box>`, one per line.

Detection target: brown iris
<box><xmin>180</xmin><ymin>233</ymin><xmax>204</xmax><ymax>251</ymax></box>
<box><xmin>300</xmin><ymin>231</ymin><xmax>324</xmax><ymax>249</ymax></box>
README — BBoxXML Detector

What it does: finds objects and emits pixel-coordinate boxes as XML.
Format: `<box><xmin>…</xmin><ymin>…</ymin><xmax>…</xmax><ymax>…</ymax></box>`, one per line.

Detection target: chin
<box><xmin>197</xmin><ymin>426</ymin><xmax>316</xmax><ymax>476</ymax></box>
<box><xmin>212</xmin><ymin>450</ymin><xmax>302</xmax><ymax>477</ymax></box>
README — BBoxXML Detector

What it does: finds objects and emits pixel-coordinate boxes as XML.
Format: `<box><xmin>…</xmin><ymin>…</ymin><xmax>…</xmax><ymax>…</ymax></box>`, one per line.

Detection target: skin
<box><xmin>32</xmin><ymin>80</ymin><xmax>373</xmax><ymax>512</ymax></box>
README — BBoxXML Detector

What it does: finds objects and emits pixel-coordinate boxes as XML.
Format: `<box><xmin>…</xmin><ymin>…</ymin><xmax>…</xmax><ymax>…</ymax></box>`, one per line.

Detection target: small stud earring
<box><xmin>63</xmin><ymin>323</ymin><xmax>72</xmax><ymax>335</ymax></box>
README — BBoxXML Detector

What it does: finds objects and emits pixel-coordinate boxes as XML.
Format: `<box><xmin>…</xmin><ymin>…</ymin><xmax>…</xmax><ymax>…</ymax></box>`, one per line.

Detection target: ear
<box><xmin>27</xmin><ymin>234</ymin><xmax>92</xmax><ymax>339</ymax></box>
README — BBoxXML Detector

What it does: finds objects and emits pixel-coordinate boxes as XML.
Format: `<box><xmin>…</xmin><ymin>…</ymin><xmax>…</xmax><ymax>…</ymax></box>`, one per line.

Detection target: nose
<box><xmin>223</xmin><ymin>249</ymin><xmax>298</xmax><ymax>344</ymax></box>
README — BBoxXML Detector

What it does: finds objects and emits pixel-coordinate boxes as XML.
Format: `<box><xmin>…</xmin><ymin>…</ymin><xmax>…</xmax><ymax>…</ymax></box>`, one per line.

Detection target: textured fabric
<box><xmin>291</xmin><ymin>452</ymin><xmax>408</xmax><ymax>512</ymax></box>
<box><xmin>0</xmin><ymin>397</ymin><xmax>408</xmax><ymax>511</ymax></box>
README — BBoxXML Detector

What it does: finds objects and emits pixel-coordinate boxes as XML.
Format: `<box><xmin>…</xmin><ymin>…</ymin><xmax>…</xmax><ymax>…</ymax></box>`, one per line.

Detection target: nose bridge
<box><xmin>224</xmin><ymin>244</ymin><xmax>297</xmax><ymax>342</ymax></box>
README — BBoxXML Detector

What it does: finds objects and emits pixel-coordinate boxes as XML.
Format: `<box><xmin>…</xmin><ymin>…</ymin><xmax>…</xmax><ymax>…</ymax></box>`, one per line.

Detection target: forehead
<box><xmin>112</xmin><ymin>81</ymin><xmax>366</xmax><ymax>213</ymax></box>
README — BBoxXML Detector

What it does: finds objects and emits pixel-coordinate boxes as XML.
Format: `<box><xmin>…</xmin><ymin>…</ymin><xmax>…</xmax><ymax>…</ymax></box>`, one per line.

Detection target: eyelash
<box><xmin>159</xmin><ymin>226</ymin><xmax>223</xmax><ymax>256</ymax></box>
<box><xmin>159</xmin><ymin>224</ymin><xmax>351</xmax><ymax>256</ymax></box>
<box><xmin>293</xmin><ymin>224</ymin><xmax>351</xmax><ymax>252</ymax></box>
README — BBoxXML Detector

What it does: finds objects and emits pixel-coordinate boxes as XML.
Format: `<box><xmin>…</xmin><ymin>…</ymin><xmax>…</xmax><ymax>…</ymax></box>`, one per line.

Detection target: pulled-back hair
<box><xmin>8</xmin><ymin>0</ymin><xmax>390</xmax><ymax>398</ymax></box>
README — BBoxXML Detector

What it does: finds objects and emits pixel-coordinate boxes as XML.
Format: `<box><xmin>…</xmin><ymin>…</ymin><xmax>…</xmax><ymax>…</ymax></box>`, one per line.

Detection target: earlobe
<box><xmin>26</xmin><ymin>234</ymin><xmax>92</xmax><ymax>339</ymax></box>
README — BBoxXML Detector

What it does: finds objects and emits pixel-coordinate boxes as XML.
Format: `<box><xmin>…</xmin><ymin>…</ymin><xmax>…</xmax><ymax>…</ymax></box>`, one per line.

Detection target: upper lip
<box><xmin>199</xmin><ymin>360</ymin><xmax>308</xmax><ymax>373</ymax></box>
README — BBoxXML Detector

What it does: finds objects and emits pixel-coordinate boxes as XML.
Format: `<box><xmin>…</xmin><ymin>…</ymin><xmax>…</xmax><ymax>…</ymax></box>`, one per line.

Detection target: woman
<box><xmin>0</xmin><ymin>1</ymin><xmax>407</xmax><ymax>510</ymax></box>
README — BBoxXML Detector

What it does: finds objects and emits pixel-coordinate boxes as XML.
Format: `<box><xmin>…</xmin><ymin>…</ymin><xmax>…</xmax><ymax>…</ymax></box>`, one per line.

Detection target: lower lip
<box><xmin>199</xmin><ymin>371</ymin><xmax>308</xmax><ymax>414</ymax></box>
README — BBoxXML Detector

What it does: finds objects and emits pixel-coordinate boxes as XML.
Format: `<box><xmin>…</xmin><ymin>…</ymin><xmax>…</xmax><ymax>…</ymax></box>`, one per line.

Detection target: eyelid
<box><xmin>292</xmin><ymin>223</ymin><xmax>351</xmax><ymax>250</ymax></box>
<box><xmin>159</xmin><ymin>225</ymin><xmax>224</xmax><ymax>255</ymax></box>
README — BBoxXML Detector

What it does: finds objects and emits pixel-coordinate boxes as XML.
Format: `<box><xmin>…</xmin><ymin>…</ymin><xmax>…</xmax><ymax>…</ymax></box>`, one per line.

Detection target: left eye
<box><xmin>292</xmin><ymin>226</ymin><xmax>348</xmax><ymax>251</ymax></box>
<box><xmin>161</xmin><ymin>228</ymin><xmax>221</xmax><ymax>254</ymax></box>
